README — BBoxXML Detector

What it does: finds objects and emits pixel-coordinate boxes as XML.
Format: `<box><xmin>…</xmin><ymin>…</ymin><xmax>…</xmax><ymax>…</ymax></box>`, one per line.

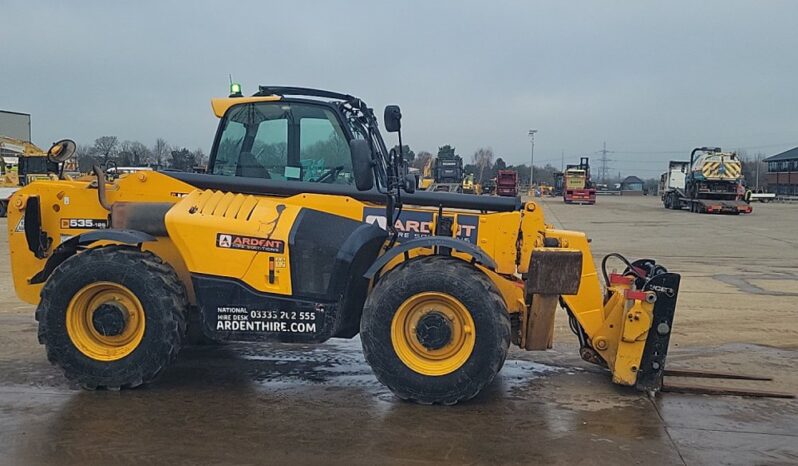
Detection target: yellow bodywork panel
<box><xmin>517</xmin><ymin>201</ymin><xmax>547</xmax><ymax>274</ymax></box>
<box><xmin>165</xmin><ymin>190</ymin><xmax>299</xmax><ymax>295</ymax></box>
<box><xmin>473</xmin><ymin>211</ymin><xmax>520</xmax><ymax>274</ymax></box>
<box><xmin>7</xmin><ymin>172</ymin><xmax>194</xmax><ymax>304</ymax></box>
<box><xmin>587</xmin><ymin>285</ymin><xmax>655</xmax><ymax>385</ymax></box>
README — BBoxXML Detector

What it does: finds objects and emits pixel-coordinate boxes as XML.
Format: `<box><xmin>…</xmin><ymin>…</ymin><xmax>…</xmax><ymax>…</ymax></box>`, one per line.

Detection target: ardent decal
<box><xmin>216</xmin><ymin>233</ymin><xmax>285</xmax><ymax>253</ymax></box>
<box><xmin>362</xmin><ymin>207</ymin><xmax>479</xmax><ymax>244</ymax></box>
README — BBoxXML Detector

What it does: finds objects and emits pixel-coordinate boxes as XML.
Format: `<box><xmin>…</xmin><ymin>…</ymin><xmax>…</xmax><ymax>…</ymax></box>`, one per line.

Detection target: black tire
<box><xmin>185</xmin><ymin>308</ymin><xmax>226</xmax><ymax>346</ymax></box>
<box><xmin>0</xmin><ymin>200</ymin><xmax>7</xmax><ymax>217</ymax></box>
<box><xmin>36</xmin><ymin>246</ymin><xmax>187</xmax><ymax>389</ymax></box>
<box><xmin>670</xmin><ymin>193</ymin><xmax>680</xmax><ymax>210</ymax></box>
<box><xmin>360</xmin><ymin>256</ymin><xmax>511</xmax><ymax>405</ymax></box>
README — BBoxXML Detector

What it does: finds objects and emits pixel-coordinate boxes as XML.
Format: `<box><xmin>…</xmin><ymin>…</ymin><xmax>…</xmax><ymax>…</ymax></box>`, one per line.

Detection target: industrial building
<box><xmin>765</xmin><ymin>147</ymin><xmax>798</xmax><ymax>195</ymax></box>
<box><xmin>0</xmin><ymin>110</ymin><xmax>31</xmax><ymax>142</ymax></box>
<box><xmin>620</xmin><ymin>175</ymin><xmax>644</xmax><ymax>195</ymax></box>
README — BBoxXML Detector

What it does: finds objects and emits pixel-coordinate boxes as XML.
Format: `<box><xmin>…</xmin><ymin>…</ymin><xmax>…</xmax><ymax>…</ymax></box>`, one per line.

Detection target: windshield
<box><xmin>211</xmin><ymin>101</ymin><xmax>356</xmax><ymax>184</ymax></box>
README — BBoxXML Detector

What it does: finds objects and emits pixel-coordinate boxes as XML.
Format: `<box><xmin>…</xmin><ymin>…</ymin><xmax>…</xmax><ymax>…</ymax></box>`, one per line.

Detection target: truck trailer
<box><xmin>495</xmin><ymin>170</ymin><xmax>517</xmax><ymax>197</ymax></box>
<box><xmin>660</xmin><ymin>147</ymin><xmax>752</xmax><ymax>214</ymax></box>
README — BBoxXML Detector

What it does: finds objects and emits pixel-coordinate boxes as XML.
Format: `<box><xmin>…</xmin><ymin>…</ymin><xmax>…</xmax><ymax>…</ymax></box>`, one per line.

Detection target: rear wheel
<box><xmin>670</xmin><ymin>193</ymin><xmax>680</xmax><ymax>210</ymax></box>
<box><xmin>361</xmin><ymin>256</ymin><xmax>510</xmax><ymax>404</ymax></box>
<box><xmin>36</xmin><ymin>246</ymin><xmax>187</xmax><ymax>389</ymax></box>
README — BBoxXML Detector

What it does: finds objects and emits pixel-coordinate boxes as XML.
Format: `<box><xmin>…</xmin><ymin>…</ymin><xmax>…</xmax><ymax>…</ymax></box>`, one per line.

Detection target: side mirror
<box><xmin>47</xmin><ymin>139</ymin><xmax>76</xmax><ymax>163</ymax></box>
<box><xmin>403</xmin><ymin>174</ymin><xmax>416</xmax><ymax>194</ymax></box>
<box><xmin>384</xmin><ymin>105</ymin><xmax>402</xmax><ymax>133</ymax></box>
<box><xmin>350</xmin><ymin>139</ymin><xmax>374</xmax><ymax>191</ymax></box>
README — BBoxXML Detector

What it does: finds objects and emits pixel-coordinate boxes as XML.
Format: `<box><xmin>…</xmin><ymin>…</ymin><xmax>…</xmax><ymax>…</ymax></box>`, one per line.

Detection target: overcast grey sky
<box><xmin>2</xmin><ymin>1</ymin><xmax>797</xmax><ymax>177</ymax></box>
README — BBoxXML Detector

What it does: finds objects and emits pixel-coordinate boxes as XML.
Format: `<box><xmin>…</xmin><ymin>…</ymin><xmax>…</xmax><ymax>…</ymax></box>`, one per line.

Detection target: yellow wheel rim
<box><xmin>391</xmin><ymin>292</ymin><xmax>476</xmax><ymax>376</ymax></box>
<box><xmin>66</xmin><ymin>282</ymin><xmax>146</xmax><ymax>361</ymax></box>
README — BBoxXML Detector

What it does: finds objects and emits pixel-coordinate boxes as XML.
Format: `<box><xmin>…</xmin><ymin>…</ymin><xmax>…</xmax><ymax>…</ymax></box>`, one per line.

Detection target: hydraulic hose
<box><xmin>600</xmin><ymin>253</ymin><xmax>641</xmax><ymax>286</ymax></box>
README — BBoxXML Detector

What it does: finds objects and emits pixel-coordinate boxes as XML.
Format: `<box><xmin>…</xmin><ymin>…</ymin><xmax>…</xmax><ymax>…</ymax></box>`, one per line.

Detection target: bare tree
<box><xmin>412</xmin><ymin>151</ymin><xmax>433</xmax><ymax>170</ymax></box>
<box><xmin>152</xmin><ymin>138</ymin><xmax>170</xmax><ymax>168</ymax></box>
<box><xmin>118</xmin><ymin>141</ymin><xmax>152</xmax><ymax>166</ymax></box>
<box><xmin>191</xmin><ymin>148</ymin><xmax>208</xmax><ymax>168</ymax></box>
<box><xmin>169</xmin><ymin>147</ymin><xmax>194</xmax><ymax>171</ymax></box>
<box><xmin>75</xmin><ymin>144</ymin><xmax>99</xmax><ymax>172</ymax></box>
<box><xmin>472</xmin><ymin>147</ymin><xmax>494</xmax><ymax>183</ymax></box>
<box><xmin>93</xmin><ymin>136</ymin><xmax>119</xmax><ymax>166</ymax></box>
<box><xmin>737</xmin><ymin>149</ymin><xmax>767</xmax><ymax>191</ymax></box>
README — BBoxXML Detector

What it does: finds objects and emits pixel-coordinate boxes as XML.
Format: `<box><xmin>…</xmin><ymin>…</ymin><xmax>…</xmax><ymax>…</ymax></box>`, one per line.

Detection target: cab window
<box><xmin>211</xmin><ymin>101</ymin><xmax>353</xmax><ymax>184</ymax></box>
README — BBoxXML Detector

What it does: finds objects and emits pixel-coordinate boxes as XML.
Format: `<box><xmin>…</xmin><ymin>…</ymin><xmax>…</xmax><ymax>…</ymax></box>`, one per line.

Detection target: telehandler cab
<box><xmin>8</xmin><ymin>86</ymin><xmax>697</xmax><ymax>404</ymax></box>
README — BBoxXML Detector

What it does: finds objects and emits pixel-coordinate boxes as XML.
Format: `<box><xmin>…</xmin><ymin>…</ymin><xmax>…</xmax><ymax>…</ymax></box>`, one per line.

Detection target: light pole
<box><xmin>528</xmin><ymin>129</ymin><xmax>537</xmax><ymax>187</ymax></box>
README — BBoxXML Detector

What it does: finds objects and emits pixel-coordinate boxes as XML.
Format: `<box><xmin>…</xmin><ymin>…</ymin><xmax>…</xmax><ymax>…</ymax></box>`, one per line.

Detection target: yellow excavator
<box><xmin>461</xmin><ymin>173</ymin><xmax>481</xmax><ymax>194</ymax></box>
<box><xmin>6</xmin><ymin>86</ymin><xmax>787</xmax><ymax>403</ymax></box>
<box><xmin>418</xmin><ymin>157</ymin><xmax>433</xmax><ymax>190</ymax></box>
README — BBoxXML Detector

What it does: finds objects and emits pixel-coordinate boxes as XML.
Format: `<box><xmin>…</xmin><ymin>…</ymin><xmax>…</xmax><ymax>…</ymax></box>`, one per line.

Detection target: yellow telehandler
<box><xmin>9</xmin><ymin>86</ymin><xmax>780</xmax><ymax>403</ymax></box>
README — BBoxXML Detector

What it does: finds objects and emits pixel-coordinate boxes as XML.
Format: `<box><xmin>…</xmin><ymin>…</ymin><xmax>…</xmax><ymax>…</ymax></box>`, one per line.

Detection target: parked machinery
<box><xmin>661</xmin><ymin>147</ymin><xmax>751</xmax><ymax>214</ymax></box>
<box><xmin>461</xmin><ymin>173</ymin><xmax>481</xmax><ymax>194</ymax></box>
<box><xmin>563</xmin><ymin>157</ymin><xmax>596</xmax><ymax>204</ymax></box>
<box><xmin>430</xmin><ymin>151</ymin><xmax>464</xmax><ymax>193</ymax></box>
<box><xmin>418</xmin><ymin>158</ymin><xmax>433</xmax><ymax>190</ymax></box>
<box><xmin>0</xmin><ymin>136</ymin><xmax>64</xmax><ymax>217</ymax></box>
<box><xmin>495</xmin><ymin>170</ymin><xmax>518</xmax><ymax>197</ymax></box>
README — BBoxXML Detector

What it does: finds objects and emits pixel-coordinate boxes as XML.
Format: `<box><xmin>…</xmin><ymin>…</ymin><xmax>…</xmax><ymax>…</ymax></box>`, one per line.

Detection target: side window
<box><xmin>299</xmin><ymin>113</ymin><xmax>352</xmax><ymax>183</ymax></box>
<box><xmin>249</xmin><ymin>119</ymin><xmax>288</xmax><ymax>178</ymax></box>
<box><xmin>213</xmin><ymin>120</ymin><xmax>245</xmax><ymax>176</ymax></box>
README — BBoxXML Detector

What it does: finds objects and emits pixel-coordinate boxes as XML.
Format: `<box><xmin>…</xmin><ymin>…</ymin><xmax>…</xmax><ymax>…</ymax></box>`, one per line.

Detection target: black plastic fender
<box><xmin>29</xmin><ymin>229</ymin><xmax>156</xmax><ymax>284</ymax></box>
<box><xmin>363</xmin><ymin>236</ymin><xmax>497</xmax><ymax>279</ymax></box>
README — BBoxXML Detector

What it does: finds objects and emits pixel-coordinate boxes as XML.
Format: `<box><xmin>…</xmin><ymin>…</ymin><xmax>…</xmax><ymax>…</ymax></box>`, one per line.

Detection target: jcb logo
<box><xmin>649</xmin><ymin>285</ymin><xmax>675</xmax><ymax>298</ymax></box>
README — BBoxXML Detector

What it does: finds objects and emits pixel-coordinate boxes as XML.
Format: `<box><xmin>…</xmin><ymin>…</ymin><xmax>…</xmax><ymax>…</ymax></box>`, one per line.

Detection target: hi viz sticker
<box><xmin>216</xmin><ymin>233</ymin><xmax>285</xmax><ymax>253</ymax></box>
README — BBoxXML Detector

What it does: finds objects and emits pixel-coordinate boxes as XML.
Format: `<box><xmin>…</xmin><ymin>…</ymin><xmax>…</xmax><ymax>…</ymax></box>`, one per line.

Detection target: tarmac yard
<box><xmin>0</xmin><ymin>196</ymin><xmax>796</xmax><ymax>465</ymax></box>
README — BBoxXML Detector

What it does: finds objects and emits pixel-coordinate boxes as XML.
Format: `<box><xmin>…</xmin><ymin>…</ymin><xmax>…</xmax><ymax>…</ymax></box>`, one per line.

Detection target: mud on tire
<box><xmin>36</xmin><ymin>246</ymin><xmax>188</xmax><ymax>389</ymax></box>
<box><xmin>360</xmin><ymin>256</ymin><xmax>511</xmax><ymax>405</ymax></box>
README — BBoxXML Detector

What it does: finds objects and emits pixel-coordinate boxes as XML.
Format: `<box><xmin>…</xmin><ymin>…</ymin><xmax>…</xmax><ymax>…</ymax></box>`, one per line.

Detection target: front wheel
<box><xmin>361</xmin><ymin>256</ymin><xmax>510</xmax><ymax>404</ymax></box>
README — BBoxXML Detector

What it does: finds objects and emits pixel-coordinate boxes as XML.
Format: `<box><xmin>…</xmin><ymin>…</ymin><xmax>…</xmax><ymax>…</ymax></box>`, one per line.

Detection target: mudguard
<box><xmin>29</xmin><ymin>229</ymin><xmax>156</xmax><ymax>284</ymax></box>
<box><xmin>363</xmin><ymin>236</ymin><xmax>496</xmax><ymax>279</ymax></box>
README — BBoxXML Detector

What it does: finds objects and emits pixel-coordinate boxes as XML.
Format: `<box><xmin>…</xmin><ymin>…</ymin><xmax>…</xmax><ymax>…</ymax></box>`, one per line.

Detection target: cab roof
<box><xmin>210</xmin><ymin>86</ymin><xmax>367</xmax><ymax>118</ymax></box>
